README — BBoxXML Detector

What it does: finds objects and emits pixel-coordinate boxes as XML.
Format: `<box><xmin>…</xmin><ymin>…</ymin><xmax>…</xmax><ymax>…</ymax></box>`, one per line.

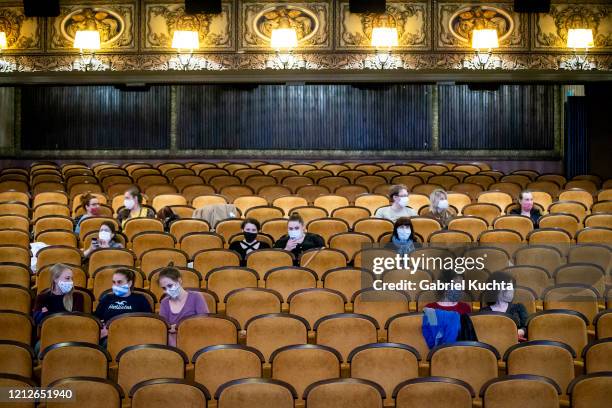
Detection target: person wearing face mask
<box><xmin>94</xmin><ymin>268</ymin><xmax>152</xmax><ymax>343</ymax></box>
<box><xmin>158</xmin><ymin>267</ymin><xmax>208</xmax><ymax>347</ymax></box>
<box><xmin>509</xmin><ymin>190</ymin><xmax>541</xmax><ymax>228</ymax></box>
<box><xmin>423</xmin><ymin>189</ymin><xmax>456</xmax><ymax>229</ymax></box>
<box><xmin>425</xmin><ymin>269</ymin><xmax>472</xmax><ymax>315</ymax></box>
<box><xmin>386</xmin><ymin>217</ymin><xmax>418</xmax><ymax>255</ymax></box>
<box><xmin>480</xmin><ymin>271</ymin><xmax>528</xmax><ymax>340</ymax></box>
<box><xmin>229</xmin><ymin>218</ymin><xmax>271</xmax><ymax>263</ymax></box>
<box><xmin>74</xmin><ymin>193</ymin><xmax>101</xmax><ymax>235</ymax></box>
<box><xmin>374</xmin><ymin>184</ymin><xmax>417</xmax><ymax>222</ymax></box>
<box><xmin>33</xmin><ymin>263</ymin><xmax>85</xmax><ymax>325</ymax></box>
<box><xmin>274</xmin><ymin>213</ymin><xmax>325</xmax><ymax>259</ymax></box>
<box><xmin>83</xmin><ymin>221</ymin><xmax>123</xmax><ymax>258</ymax></box>
<box><xmin>117</xmin><ymin>186</ymin><xmax>155</xmax><ymax>230</ymax></box>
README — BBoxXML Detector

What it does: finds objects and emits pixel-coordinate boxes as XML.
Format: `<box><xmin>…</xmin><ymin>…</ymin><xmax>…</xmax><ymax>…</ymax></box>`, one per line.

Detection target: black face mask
<box><xmin>244</xmin><ymin>232</ymin><xmax>258</xmax><ymax>242</ymax></box>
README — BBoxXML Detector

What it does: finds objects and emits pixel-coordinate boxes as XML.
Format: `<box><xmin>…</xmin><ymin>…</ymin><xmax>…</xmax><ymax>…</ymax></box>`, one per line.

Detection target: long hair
<box><xmin>49</xmin><ymin>263</ymin><xmax>74</xmax><ymax>311</ymax></box>
<box><xmin>429</xmin><ymin>189</ymin><xmax>447</xmax><ymax>214</ymax></box>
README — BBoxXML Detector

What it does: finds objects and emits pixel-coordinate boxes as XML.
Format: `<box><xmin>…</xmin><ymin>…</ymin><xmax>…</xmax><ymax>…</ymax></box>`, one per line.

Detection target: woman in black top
<box><xmin>481</xmin><ymin>271</ymin><xmax>528</xmax><ymax>339</ymax></box>
<box><xmin>229</xmin><ymin>218</ymin><xmax>271</xmax><ymax>262</ymax></box>
<box><xmin>509</xmin><ymin>190</ymin><xmax>542</xmax><ymax>228</ymax></box>
<box><xmin>33</xmin><ymin>263</ymin><xmax>85</xmax><ymax>325</ymax></box>
<box><xmin>273</xmin><ymin>213</ymin><xmax>325</xmax><ymax>258</ymax></box>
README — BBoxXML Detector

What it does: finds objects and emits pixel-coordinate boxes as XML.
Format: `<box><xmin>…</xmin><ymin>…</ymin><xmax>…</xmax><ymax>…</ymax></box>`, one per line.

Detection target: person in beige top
<box><xmin>421</xmin><ymin>189</ymin><xmax>456</xmax><ymax>229</ymax></box>
<box><xmin>374</xmin><ymin>184</ymin><xmax>418</xmax><ymax>222</ymax></box>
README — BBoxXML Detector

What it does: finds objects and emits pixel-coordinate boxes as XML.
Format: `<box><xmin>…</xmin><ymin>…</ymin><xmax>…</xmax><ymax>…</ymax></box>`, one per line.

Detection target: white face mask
<box><xmin>124</xmin><ymin>198</ymin><xmax>135</xmax><ymax>210</ymax></box>
<box><xmin>399</xmin><ymin>197</ymin><xmax>409</xmax><ymax>207</ymax></box>
<box><xmin>438</xmin><ymin>200</ymin><xmax>449</xmax><ymax>210</ymax></box>
<box><xmin>288</xmin><ymin>229</ymin><xmax>302</xmax><ymax>240</ymax></box>
<box><xmin>99</xmin><ymin>230</ymin><xmax>112</xmax><ymax>242</ymax></box>
<box><xmin>57</xmin><ymin>280</ymin><xmax>73</xmax><ymax>294</ymax></box>
<box><xmin>166</xmin><ymin>284</ymin><xmax>182</xmax><ymax>299</ymax></box>
<box><xmin>397</xmin><ymin>228</ymin><xmax>411</xmax><ymax>241</ymax></box>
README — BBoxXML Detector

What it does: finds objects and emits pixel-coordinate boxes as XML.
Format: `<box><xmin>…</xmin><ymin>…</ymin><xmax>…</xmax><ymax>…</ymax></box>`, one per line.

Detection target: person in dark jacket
<box><xmin>274</xmin><ymin>212</ymin><xmax>324</xmax><ymax>258</ymax></box>
<box><xmin>229</xmin><ymin>217</ymin><xmax>271</xmax><ymax>261</ymax></box>
<box><xmin>480</xmin><ymin>271</ymin><xmax>528</xmax><ymax>339</ymax></box>
<box><xmin>117</xmin><ymin>186</ymin><xmax>155</xmax><ymax>230</ymax></box>
<box><xmin>509</xmin><ymin>190</ymin><xmax>541</xmax><ymax>228</ymax></box>
<box><xmin>33</xmin><ymin>263</ymin><xmax>85</xmax><ymax>325</ymax></box>
<box><xmin>425</xmin><ymin>269</ymin><xmax>472</xmax><ymax>315</ymax></box>
<box><xmin>157</xmin><ymin>206</ymin><xmax>180</xmax><ymax>233</ymax></box>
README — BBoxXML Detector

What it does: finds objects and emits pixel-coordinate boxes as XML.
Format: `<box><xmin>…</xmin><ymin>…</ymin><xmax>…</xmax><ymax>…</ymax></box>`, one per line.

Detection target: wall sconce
<box><xmin>271</xmin><ymin>28</ymin><xmax>298</xmax><ymax>69</ymax></box>
<box><xmin>74</xmin><ymin>30</ymin><xmax>101</xmax><ymax>71</ymax></box>
<box><xmin>566</xmin><ymin>28</ymin><xmax>594</xmax><ymax>70</ymax></box>
<box><xmin>172</xmin><ymin>30</ymin><xmax>199</xmax><ymax>70</ymax></box>
<box><xmin>371</xmin><ymin>27</ymin><xmax>398</xmax><ymax>69</ymax></box>
<box><xmin>471</xmin><ymin>29</ymin><xmax>498</xmax><ymax>69</ymax></box>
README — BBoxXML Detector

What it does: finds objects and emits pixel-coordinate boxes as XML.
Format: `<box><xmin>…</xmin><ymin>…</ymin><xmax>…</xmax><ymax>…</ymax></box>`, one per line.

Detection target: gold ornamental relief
<box><xmin>0</xmin><ymin>6</ymin><xmax>41</xmax><ymax>50</ymax></box>
<box><xmin>448</xmin><ymin>6</ymin><xmax>514</xmax><ymax>44</ymax></box>
<box><xmin>144</xmin><ymin>3</ymin><xmax>232</xmax><ymax>50</ymax></box>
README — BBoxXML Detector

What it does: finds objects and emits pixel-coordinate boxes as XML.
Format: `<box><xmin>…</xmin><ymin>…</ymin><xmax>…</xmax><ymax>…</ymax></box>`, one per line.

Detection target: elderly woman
<box><xmin>422</xmin><ymin>189</ymin><xmax>455</xmax><ymax>229</ymax></box>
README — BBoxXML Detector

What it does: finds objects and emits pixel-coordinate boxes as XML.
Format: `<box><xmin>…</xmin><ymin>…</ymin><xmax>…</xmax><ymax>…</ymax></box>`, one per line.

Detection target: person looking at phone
<box><xmin>83</xmin><ymin>221</ymin><xmax>123</xmax><ymax>258</ymax></box>
<box><xmin>273</xmin><ymin>212</ymin><xmax>324</xmax><ymax>258</ymax></box>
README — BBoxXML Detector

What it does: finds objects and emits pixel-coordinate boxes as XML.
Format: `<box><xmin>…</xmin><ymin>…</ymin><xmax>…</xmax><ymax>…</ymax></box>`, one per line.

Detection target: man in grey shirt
<box><xmin>374</xmin><ymin>184</ymin><xmax>418</xmax><ymax>222</ymax></box>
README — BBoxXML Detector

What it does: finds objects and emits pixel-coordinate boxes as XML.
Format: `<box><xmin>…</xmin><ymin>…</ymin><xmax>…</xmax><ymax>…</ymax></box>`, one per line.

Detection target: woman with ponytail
<box><xmin>33</xmin><ymin>263</ymin><xmax>85</xmax><ymax>325</ymax></box>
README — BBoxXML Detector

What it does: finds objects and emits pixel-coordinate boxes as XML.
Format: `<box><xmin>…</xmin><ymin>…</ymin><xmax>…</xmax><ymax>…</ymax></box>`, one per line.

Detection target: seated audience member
<box><xmin>274</xmin><ymin>213</ymin><xmax>325</xmax><ymax>258</ymax></box>
<box><xmin>94</xmin><ymin>268</ymin><xmax>152</xmax><ymax>343</ymax></box>
<box><xmin>33</xmin><ymin>263</ymin><xmax>85</xmax><ymax>325</ymax></box>
<box><xmin>117</xmin><ymin>186</ymin><xmax>155</xmax><ymax>229</ymax></box>
<box><xmin>385</xmin><ymin>217</ymin><xmax>418</xmax><ymax>255</ymax></box>
<box><xmin>422</xmin><ymin>189</ymin><xmax>455</xmax><ymax>229</ymax></box>
<box><xmin>229</xmin><ymin>218</ymin><xmax>271</xmax><ymax>262</ymax></box>
<box><xmin>158</xmin><ymin>267</ymin><xmax>208</xmax><ymax>347</ymax></box>
<box><xmin>481</xmin><ymin>271</ymin><xmax>528</xmax><ymax>340</ymax></box>
<box><xmin>74</xmin><ymin>193</ymin><xmax>101</xmax><ymax>234</ymax></box>
<box><xmin>83</xmin><ymin>221</ymin><xmax>123</xmax><ymax>258</ymax></box>
<box><xmin>157</xmin><ymin>206</ymin><xmax>179</xmax><ymax>232</ymax></box>
<box><xmin>510</xmin><ymin>190</ymin><xmax>541</xmax><ymax>228</ymax></box>
<box><xmin>425</xmin><ymin>269</ymin><xmax>472</xmax><ymax>315</ymax></box>
<box><xmin>374</xmin><ymin>184</ymin><xmax>417</xmax><ymax>222</ymax></box>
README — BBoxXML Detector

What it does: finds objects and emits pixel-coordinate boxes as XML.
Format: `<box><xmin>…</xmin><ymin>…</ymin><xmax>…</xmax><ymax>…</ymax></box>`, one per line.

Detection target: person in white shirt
<box><xmin>374</xmin><ymin>184</ymin><xmax>417</xmax><ymax>222</ymax></box>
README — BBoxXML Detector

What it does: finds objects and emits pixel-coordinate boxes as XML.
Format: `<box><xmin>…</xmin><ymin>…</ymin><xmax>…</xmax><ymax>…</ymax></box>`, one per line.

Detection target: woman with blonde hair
<box><xmin>33</xmin><ymin>263</ymin><xmax>85</xmax><ymax>325</ymax></box>
<box><xmin>422</xmin><ymin>189</ymin><xmax>455</xmax><ymax>229</ymax></box>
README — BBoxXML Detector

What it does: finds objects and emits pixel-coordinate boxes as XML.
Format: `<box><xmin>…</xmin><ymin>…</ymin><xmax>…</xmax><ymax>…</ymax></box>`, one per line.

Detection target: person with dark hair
<box><xmin>273</xmin><ymin>212</ymin><xmax>324</xmax><ymax>258</ymax></box>
<box><xmin>425</xmin><ymin>269</ymin><xmax>472</xmax><ymax>315</ymax></box>
<box><xmin>509</xmin><ymin>190</ymin><xmax>541</xmax><ymax>228</ymax></box>
<box><xmin>385</xmin><ymin>217</ymin><xmax>418</xmax><ymax>255</ymax></box>
<box><xmin>480</xmin><ymin>271</ymin><xmax>528</xmax><ymax>339</ymax></box>
<box><xmin>74</xmin><ymin>193</ymin><xmax>101</xmax><ymax>234</ymax></box>
<box><xmin>33</xmin><ymin>263</ymin><xmax>85</xmax><ymax>325</ymax></box>
<box><xmin>157</xmin><ymin>206</ymin><xmax>179</xmax><ymax>232</ymax></box>
<box><xmin>83</xmin><ymin>221</ymin><xmax>123</xmax><ymax>258</ymax></box>
<box><xmin>158</xmin><ymin>267</ymin><xmax>208</xmax><ymax>346</ymax></box>
<box><xmin>117</xmin><ymin>186</ymin><xmax>155</xmax><ymax>229</ymax></box>
<box><xmin>374</xmin><ymin>184</ymin><xmax>417</xmax><ymax>222</ymax></box>
<box><xmin>229</xmin><ymin>217</ymin><xmax>271</xmax><ymax>261</ymax></box>
<box><xmin>94</xmin><ymin>268</ymin><xmax>152</xmax><ymax>342</ymax></box>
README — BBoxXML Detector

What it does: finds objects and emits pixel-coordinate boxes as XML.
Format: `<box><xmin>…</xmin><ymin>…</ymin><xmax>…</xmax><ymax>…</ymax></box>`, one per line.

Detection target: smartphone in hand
<box><xmin>92</xmin><ymin>238</ymin><xmax>99</xmax><ymax>248</ymax></box>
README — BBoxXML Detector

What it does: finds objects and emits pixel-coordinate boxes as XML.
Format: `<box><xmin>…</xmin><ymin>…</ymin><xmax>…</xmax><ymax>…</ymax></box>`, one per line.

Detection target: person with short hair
<box><xmin>229</xmin><ymin>217</ymin><xmax>271</xmax><ymax>262</ymax></box>
<box><xmin>425</xmin><ymin>269</ymin><xmax>472</xmax><ymax>315</ymax></box>
<box><xmin>480</xmin><ymin>271</ymin><xmax>528</xmax><ymax>340</ymax></box>
<box><xmin>510</xmin><ymin>190</ymin><xmax>541</xmax><ymax>227</ymax></box>
<box><xmin>385</xmin><ymin>217</ymin><xmax>418</xmax><ymax>255</ymax></box>
<box><xmin>33</xmin><ymin>263</ymin><xmax>85</xmax><ymax>325</ymax></box>
<box><xmin>94</xmin><ymin>268</ymin><xmax>152</xmax><ymax>341</ymax></box>
<box><xmin>422</xmin><ymin>189</ymin><xmax>455</xmax><ymax>229</ymax></box>
<box><xmin>117</xmin><ymin>186</ymin><xmax>155</xmax><ymax>229</ymax></box>
<box><xmin>83</xmin><ymin>221</ymin><xmax>123</xmax><ymax>258</ymax></box>
<box><xmin>158</xmin><ymin>267</ymin><xmax>208</xmax><ymax>346</ymax></box>
<box><xmin>273</xmin><ymin>213</ymin><xmax>324</xmax><ymax>258</ymax></box>
<box><xmin>374</xmin><ymin>184</ymin><xmax>417</xmax><ymax>222</ymax></box>
<box><xmin>74</xmin><ymin>193</ymin><xmax>101</xmax><ymax>234</ymax></box>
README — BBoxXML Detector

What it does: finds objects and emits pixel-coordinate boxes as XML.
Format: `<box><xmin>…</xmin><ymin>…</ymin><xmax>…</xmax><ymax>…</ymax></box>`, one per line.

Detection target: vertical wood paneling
<box><xmin>176</xmin><ymin>84</ymin><xmax>432</xmax><ymax>150</ymax></box>
<box><xmin>439</xmin><ymin>84</ymin><xmax>556</xmax><ymax>150</ymax></box>
<box><xmin>20</xmin><ymin>86</ymin><xmax>170</xmax><ymax>150</ymax></box>
<box><xmin>564</xmin><ymin>96</ymin><xmax>588</xmax><ymax>178</ymax></box>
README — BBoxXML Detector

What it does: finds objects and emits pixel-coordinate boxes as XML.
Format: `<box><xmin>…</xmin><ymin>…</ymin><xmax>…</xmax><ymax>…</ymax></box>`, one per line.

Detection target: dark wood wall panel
<box><xmin>439</xmin><ymin>84</ymin><xmax>555</xmax><ymax>150</ymax></box>
<box><xmin>20</xmin><ymin>86</ymin><xmax>170</xmax><ymax>150</ymax></box>
<box><xmin>177</xmin><ymin>84</ymin><xmax>431</xmax><ymax>150</ymax></box>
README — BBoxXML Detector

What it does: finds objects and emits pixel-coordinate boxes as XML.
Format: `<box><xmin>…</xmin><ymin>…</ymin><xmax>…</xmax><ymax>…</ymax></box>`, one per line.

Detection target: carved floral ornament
<box><xmin>253</xmin><ymin>5</ymin><xmax>319</xmax><ymax>43</ymax></box>
<box><xmin>61</xmin><ymin>7</ymin><xmax>124</xmax><ymax>46</ymax></box>
<box><xmin>448</xmin><ymin>6</ymin><xmax>514</xmax><ymax>44</ymax></box>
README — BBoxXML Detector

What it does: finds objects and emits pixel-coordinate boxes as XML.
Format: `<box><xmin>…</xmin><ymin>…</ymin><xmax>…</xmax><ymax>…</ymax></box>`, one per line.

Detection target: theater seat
<box><xmin>245</xmin><ymin>313</ymin><xmax>309</xmax><ymax>362</ymax></box>
<box><xmin>47</xmin><ymin>377</ymin><xmax>123</xmax><ymax>408</ymax></box>
<box><xmin>583</xmin><ymin>338</ymin><xmax>612</xmax><ymax>374</ymax></box>
<box><xmin>106</xmin><ymin>313</ymin><xmax>168</xmax><ymax>361</ymax></box>
<box><xmin>215</xmin><ymin>378</ymin><xmax>296</xmax><ymax>408</ymax></box>
<box><xmin>40</xmin><ymin>342</ymin><xmax>109</xmax><ymax>387</ymax></box>
<box><xmin>480</xmin><ymin>375</ymin><xmax>560</xmax><ymax>408</ymax></box>
<box><xmin>394</xmin><ymin>377</ymin><xmax>474</xmax><ymax>408</ymax></box>
<box><xmin>130</xmin><ymin>379</ymin><xmax>209</xmax><ymax>408</ymax></box>
<box><xmin>0</xmin><ymin>340</ymin><xmax>33</xmax><ymax>378</ymax></box>
<box><xmin>567</xmin><ymin>373</ymin><xmax>612</xmax><ymax>408</ymax></box>
<box><xmin>304</xmin><ymin>378</ymin><xmax>385</xmax><ymax>408</ymax></box>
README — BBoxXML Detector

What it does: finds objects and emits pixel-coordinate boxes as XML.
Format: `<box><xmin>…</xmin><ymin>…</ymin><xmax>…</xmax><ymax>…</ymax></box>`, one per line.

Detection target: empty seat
<box><xmin>39</xmin><ymin>312</ymin><xmax>101</xmax><ymax>353</ymax></box>
<box><xmin>493</xmin><ymin>215</ymin><xmax>534</xmax><ymax>240</ymax></box>
<box><xmin>306</xmin><ymin>218</ymin><xmax>350</xmax><ymax>244</ymax></box>
<box><xmin>567</xmin><ymin>372</ymin><xmax>612</xmax><ymax>408</ymax></box>
<box><xmin>352</xmin><ymin>289</ymin><xmax>410</xmax><ymax>339</ymax></box>
<box><xmin>462</xmin><ymin>203</ymin><xmax>502</xmax><ymax>225</ymax></box>
<box><xmin>179</xmin><ymin>232</ymin><xmax>223</xmax><ymax>259</ymax></box>
<box><xmin>140</xmin><ymin>248</ymin><xmax>188</xmax><ymax>275</ymax></box>
<box><xmin>353</xmin><ymin>218</ymin><xmax>394</xmax><ymax>241</ymax></box>
<box><xmin>176</xmin><ymin>314</ymin><xmax>238</xmax><ymax>360</ymax></box>
<box><xmin>594</xmin><ymin>310</ymin><xmax>612</xmax><ymax>339</ymax></box>
<box><xmin>40</xmin><ymin>342</ymin><xmax>109</xmax><ymax>386</ymax></box>
<box><xmin>299</xmin><ymin>249</ymin><xmax>347</xmax><ymax>281</ymax></box>
<box><xmin>47</xmin><ymin>377</ymin><xmax>123</xmax><ymax>408</ymax></box>
<box><xmin>264</xmin><ymin>266</ymin><xmax>317</xmax><ymax>303</ymax></box>
<box><xmin>539</xmin><ymin>213</ymin><xmax>580</xmax><ymax>238</ymax></box>
<box><xmin>470</xmin><ymin>312</ymin><xmax>518</xmax><ymax>358</ymax></box>
<box><xmin>246</xmin><ymin>249</ymin><xmax>295</xmax><ymax>281</ymax></box>
<box><xmin>0</xmin><ymin>285</ymin><xmax>31</xmax><ymax>314</ymax></box>
<box><xmin>315</xmin><ymin>313</ymin><xmax>378</xmax><ymax>362</ymax></box>
<box><xmin>480</xmin><ymin>375</ymin><xmax>561</xmax><ymax>408</ymax></box>
<box><xmin>576</xmin><ymin>227</ymin><xmax>612</xmax><ymax>244</ymax></box>
<box><xmin>304</xmin><ymin>378</ymin><xmax>385</xmax><ymax>408</ymax></box>
<box><xmin>193</xmin><ymin>249</ymin><xmax>241</xmax><ymax>276</ymax></box>
<box><xmin>206</xmin><ymin>266</ymin><xmax>258</xmax><ymax>310</ymax></box>
<box><xmin>583</xmin><ymin>338</ymin><xmax>612</xmax><ymax>373</ymax></box>
<box><xmin>478</xmin><ymin>191</ymin><xmax>513</xmax><ymax>214</ymax></box>
<box><xmin>329</xmin><ymin>232</ymin><xmax>374</xmax><ymax>263</ymax></box>
<box><xmin>130</xmin><ymin>379</ymin><xmax>209</xmax><ymax>408</ymax></box>
<box><xmin>410</xmin><ymin>217</ymin><xmax>442</xmax><ymax>242</ymax></box>
<box><xmin>106</xmin><ymin>313</ymin><xmax>168</xmax><ymax>361</ymax></box>
<box><xmin>554</xmin><ymin>263</ymin><xmax>606</xmax><ymax>297</ymax></box>
<box><xmin>448</xmin><ymin>216</ymin><xmax>488</xmax><ymax>241</ymax></box>
<box><xmin>169</xmin><ymin>219</ymin><xmax>210</xmax><ymax>241</ymax></box>
<box><xmin>245</xmin><ymin>313</ymin><xmax>309</xmax><ymax>361</ymax></box>
<box><xmin>527</xmin><ymin>310</ymin><xmax>588</xmax><ymax>356</ymax></box>
<box><xmin>394</xmin><ymin>377</ymin><xmax>474</xmax><ymax>408</ymax></box>
<box><xmin>542</xmin><ymin>285</ymin><xmax>600</xmax><ymax>327</ymax></box>
<box><xmin>0</xmin><ymin>340</ymin><xmax>33</xmax><ymax>378</ymax></box>
<box><xmin>514</xmin><ymin>245</ymin><xmax>564</xmax><ymax>275</ymax></box>
<box><xmin>224</xmin><ymin>288</ymin><xmax>282</xmax><ymax>329</ymax></box>
<box><xmin>322</xmin><ymin>267</ymin><xmax>375</xmax><ymax>306</ymax></box>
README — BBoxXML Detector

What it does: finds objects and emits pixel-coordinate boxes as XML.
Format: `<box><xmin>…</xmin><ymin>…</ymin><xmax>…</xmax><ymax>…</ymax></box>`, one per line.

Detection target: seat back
<box><xmin>106</xmin><ymin>313</ymin><xmax>168</xmax><ymax>360</ymax></box>
<box><xmin>47</xmin><ymin>377</ymin><xmax>123</xmax><ymax>408</ymax></box>
<box><xmin>216</xmin><ymin>378</ymin><xmax>296</xmax><ymax>408</ymax></box>
<box><xmin>245</xmin><ymin>313</ymin><xmax>309</xmax><ymax>361</ymax></box>
<box><xmin>314</xmin><ymin>313</ymin><xmax>378</xmax><ymax>361</ymax></box>
<box><xmin>304</xmin><ymin>378</ymin><xmax>385</xmax><ymax>408</ymax></box>
<box><xmin>130</xmin><ymin>379</ymin><xmax>209</xmax><ymax>408</ymax></box>
<box><xmin>481</xmin><ymin>375</ymin><xmax>560</xmax><ymax>408</ymax></box>
<box><xmin>40</xmin><ymin>342</ymin><xmax>109</xmax><ymax>386</ymax></box>
<box><xmin>394</xmin><ymin>377</ymin><xmax>474</xmax><ymax>408</ymax></box>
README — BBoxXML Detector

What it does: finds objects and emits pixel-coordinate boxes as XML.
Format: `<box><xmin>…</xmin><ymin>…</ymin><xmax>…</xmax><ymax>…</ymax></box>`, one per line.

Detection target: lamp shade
<box><xmin>271</xmin><ymin>28</ymin><xmax>298</xmax><ymax>50</ymax></box>
<box><xmin>471</xmin><ymin>29</ymin><xmax>499</xmax><ymax>50</ymax></box>
<box><xmin>0</xmin><ymin>32</ymin><xmax>6</xmax><ymax>49</ymax></box>
<box><xmin>371</xmin><ymin>27</ymin><xmax>399</xmax><ymax>48</ymax></box>
<box><xmin>567</xmin><ymin>28</ymin><xmax>594</xmax><ymax>49</ymax></box>
<box><xmin>74</xmin><ymin>30</ymin><xmax>101</xmax><ymax>50</ymax></box>
<box><xmin>172</xmin><ymin>30</ymin><xmax>199</xmax><ymax>51</ymax></box>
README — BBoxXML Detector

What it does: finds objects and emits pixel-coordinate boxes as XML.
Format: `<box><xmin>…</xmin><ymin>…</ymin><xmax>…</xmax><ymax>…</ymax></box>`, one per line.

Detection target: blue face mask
<box><xmin>397</xmin><ymin>228</ymin><xmax>411</xmax><ymax>241</ymax></box>
<box><xmin>445</xmin><ymin>288</ymin><xmax>462</xmax><ymax>302</ymax></box>
<box><xmin>112</xmin><ymin>284</ymin><xmax>130</xmax><ymax>297</ymax></box>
